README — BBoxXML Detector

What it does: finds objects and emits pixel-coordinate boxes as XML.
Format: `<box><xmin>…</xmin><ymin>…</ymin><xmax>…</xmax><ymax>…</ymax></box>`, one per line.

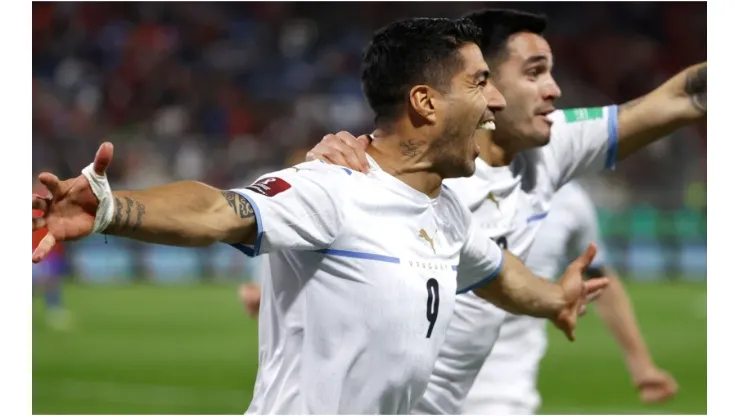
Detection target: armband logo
<box><xmin>246</xmin><ymin>177</ymin><xmax>292</xmax><ymax>197</ymax></box>
<box><xmin>563</xmin><ymin>107</ymin><xmax>603</xmax><ymax>123</ymax></box>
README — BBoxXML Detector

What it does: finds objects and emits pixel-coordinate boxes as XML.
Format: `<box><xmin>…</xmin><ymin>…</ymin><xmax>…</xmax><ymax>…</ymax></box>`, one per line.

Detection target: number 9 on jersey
<box><xmin>426</xmin><ymin>278</ymin><xmax>440</xmax><ymax>338</ymax></box>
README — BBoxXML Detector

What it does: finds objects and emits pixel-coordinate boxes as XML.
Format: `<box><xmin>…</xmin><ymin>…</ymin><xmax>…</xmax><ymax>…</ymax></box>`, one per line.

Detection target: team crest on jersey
<box><xmin>418</xmin><ymin>228</ymin><xmax>436</xmax><ymax>254</ymax></box>
<box><xmin>246</xmin><ymin>177</ymin><xmax>292</xmax><ymax>197</ymax></box>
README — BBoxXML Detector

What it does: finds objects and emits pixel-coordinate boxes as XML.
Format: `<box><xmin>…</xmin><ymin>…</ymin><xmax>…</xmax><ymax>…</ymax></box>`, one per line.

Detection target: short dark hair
<box><xmin>462</xmin><ymin>9</ymin><xmax>547</xmax><ymax>61</ymax></box>
<box><xmin>361</xmin><ymin>17</ymin><xmax>482</xmax><ymax>122</ymax></box>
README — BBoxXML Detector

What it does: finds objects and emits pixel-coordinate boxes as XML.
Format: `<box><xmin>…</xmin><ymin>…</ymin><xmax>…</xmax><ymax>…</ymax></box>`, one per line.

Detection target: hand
<box><xmin>633</xmin><ymin>366</ymin><xmax>678</xmax><ymax>404</ymax></box>
<box><xmin>32</xmin><ymin>142</ymin><xmax>114</xmax><ymax>263</ymax></box>
<box><xmin>239</xmin><ymin>283</ymin><xmax>262</xmax><ymax>318</ymax></box>
<box><xmin>306</xmin><ymin>131</ymin><xmax>372</xmax><ymax>173</ymax></box>
<box><xmin>552</xmin><ymin>243</ymin><xmax>610</xmax><ymax>341</ymax></box>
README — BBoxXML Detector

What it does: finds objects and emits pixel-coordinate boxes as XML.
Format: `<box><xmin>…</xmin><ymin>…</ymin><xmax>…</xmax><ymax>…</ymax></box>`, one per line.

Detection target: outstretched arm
<box><xmin>589</xmin><ymin>266</ymin><xmax>654</xmax><ymax>371</ymax></box>
<box><xmin>32</xmin><ymin>143</ymin><xmax>259</xmax><ymax>261</ymax></box>
<box><xmin>473</xmin><ymin>250</ymin><xmax>566</xmax><ymax>318</ymax></box>
<box><xmin>593</xmin><ymin>267</ymin><xmax>677</xmax><ymax>397</ymax></box>
<box><xmin>617</xmin><ymin>62</ymin><xmax>706</xmax><ymax>160</ymax></box>
<box><xmin>103</xmin><ymin>184</ymin><xmax>257</xmax><ymax>247</ymax></box>
<box><xmin>471</xmin><ymin>246</ymin><xmax>608</xmax><ymax>341</ymax></box>
<box><xmin>33</xmin><ymin>142</ymin><xmax>348</xmax><ymax>262</ymax></box>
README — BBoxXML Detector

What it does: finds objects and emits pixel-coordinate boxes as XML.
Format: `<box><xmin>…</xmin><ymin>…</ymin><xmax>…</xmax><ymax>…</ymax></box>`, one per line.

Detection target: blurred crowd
<box><xmin>33</xmin><ymin>2</ymin><xmax>706</xmax><ymax>211</ymax></box>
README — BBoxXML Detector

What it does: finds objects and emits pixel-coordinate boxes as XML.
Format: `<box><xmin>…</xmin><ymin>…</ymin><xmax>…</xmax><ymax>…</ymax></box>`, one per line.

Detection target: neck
<box><xmin>475</xmin><ymin>129</ymin><xmax>522</xmax><ymax>167</ymax></box>
<box><xmin>368</xmin><ymin>127</ymin><xmax>443</xmax><ymax>198</ymax></box>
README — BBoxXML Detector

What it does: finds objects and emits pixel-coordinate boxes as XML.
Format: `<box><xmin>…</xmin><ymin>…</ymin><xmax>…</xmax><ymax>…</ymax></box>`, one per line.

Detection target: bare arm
<box><xmin>103</xmin><ymin>182</ymin><xmax>257</xmax><ymax>247</ymax></box>
<box><xmin>472</xmin><ymin>245</ymin><xmax>608</xmax><ymax>341</ymax></box>
<box><xmin>617</xmin><ymin>62</ymin><xmax>706</xmax><ymax>160</ymax></box>
<box><xmin>590</xmin><ymin>266</ymin><xmax>655</xmax><ymax>373</ymax></box>
<box><xmin>473</xmin><ymin>250</ymin><xmax>566</xmax><ymax>319</ymax></box>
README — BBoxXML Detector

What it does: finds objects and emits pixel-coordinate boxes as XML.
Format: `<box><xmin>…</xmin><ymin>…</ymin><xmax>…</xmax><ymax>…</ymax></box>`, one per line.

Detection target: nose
<box><xmin>542</xmin><ymin>75</ymin><xmax>562</xmax><ymax>101</ymax></box>
<box><xmin>485</xmin><ymin>81</ymin><xmax>507</xmax><ymax>112</ymax></box>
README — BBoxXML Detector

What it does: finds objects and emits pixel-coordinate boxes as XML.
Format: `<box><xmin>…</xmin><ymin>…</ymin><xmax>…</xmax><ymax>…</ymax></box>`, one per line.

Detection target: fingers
<box><xmin>639</xmin><ymin>383</ymin><xmax>677</xmax><ymax>404</ymax></box>
<box><xmin>336</xmin><ymin>131</ymin><xmax>370</xmax><ymax>173</ymax></box>
<box><xmin>32</xmin><ymin>217</ymin><xmax>46</xmax><ymax>231</ymax></box>
<box><xmin>327</xmin><ymin>131</ymin><xmax>365</xmax><ymax>173</ymax></box>
<box><xmin>32</xmin><ymin>233</ymin><xmax>57</xmax><ymax>263</ymax></box>
<box><xmin>32</xmin><ymin>194</ymin><xmax>49</xmax><ymax>211</ymax></box>
<box><xmin>239</xmin><ymin>283</ymin><xmax>261</xmax><ymax>318</ymax></box>
<box><xmin>636</xmin><ymin>370</ymin><xmax>678</xmax><ymax>402</ymax></box>
<box><xmin>585</xmin><ymin>288</ymin><xmax>603</xmax><ymax>303</ymax></box>
<box><xmin>357</xmin><ymin>134</ymin><xmax>372</xmax><ymax>148</ymax></box>
<box><xmin>578</xmin><ymin>304</ymin><xmax>588</xmax><ymax>316</ymax></box>
<box><xmin>563</xmin><ymin>322</ymin><xmax>575</xmax><ymax>342</ymax></box>
<box><xmin>93</xmin><ymin>142</ymin><xmax>114</xmax><ymax>176</ymax></box>
<box><xmin>38</xmin><ymin>172</ymin><xmax>61</xmax><ymax>198</ymax></box>
<box><xmin>306</xmin><ymin>133</ymin><xmax>369</xmax><ymax>173</ymax></box>
<box><xmin>583</xmin><ymin>277</ymin><xmax>610</xmax><ymax>297</ymax></box>
<box><xmin>570</xmin><ymin>243</ymin><xmax>598</xmax><ymax>271</ymax></box>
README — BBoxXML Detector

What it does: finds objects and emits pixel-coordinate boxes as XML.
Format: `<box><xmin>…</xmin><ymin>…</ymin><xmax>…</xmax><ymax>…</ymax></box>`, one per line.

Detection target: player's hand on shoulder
<box><xmin>551</xmin><ymin>243</ymin><xmax>610</xmax><ymax>341</ymax></box>
<box><xmin>32</xmin><ymin>142</ymin><xmax>114</xmax><ymax>263</ymax></box>
<box><xmin>306</xmin><ymin>131</ymin><xmax>371</xmax><ymax>173</ymax></box>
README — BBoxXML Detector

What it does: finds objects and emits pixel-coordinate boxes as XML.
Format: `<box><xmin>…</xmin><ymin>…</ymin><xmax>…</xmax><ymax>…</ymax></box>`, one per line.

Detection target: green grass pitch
<box><xmin>32</xmin><ymin>282</ymin><xmax>706</xmax><ymax>414</ymax></box>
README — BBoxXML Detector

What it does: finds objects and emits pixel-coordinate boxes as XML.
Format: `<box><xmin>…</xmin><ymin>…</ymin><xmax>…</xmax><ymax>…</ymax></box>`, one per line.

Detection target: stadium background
<box><xmin>32</xmin><ymin>2</ymin><xmax>707</xmax><ymax>414</ymax></box>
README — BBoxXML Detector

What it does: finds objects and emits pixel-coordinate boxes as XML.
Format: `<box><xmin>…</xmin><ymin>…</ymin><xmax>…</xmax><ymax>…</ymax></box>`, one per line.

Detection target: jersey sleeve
<box><xmin>544</xmin><ymin>105</ymin><xmax>619</xmax><ymax>188</ymax></box>
<box><xmin>566</xmin><ymin>190</ymin><xmax>609</xmax><ymax>270</ymax></box>
<box><xmin>229</xmin><ymin>161</ymin><xmax>352</xmax><ymax>257</ymax></box>
<box><xmin>456</xmin><ymin>218</ymin><xmax>506</xmax><ymax>294</ymax></box>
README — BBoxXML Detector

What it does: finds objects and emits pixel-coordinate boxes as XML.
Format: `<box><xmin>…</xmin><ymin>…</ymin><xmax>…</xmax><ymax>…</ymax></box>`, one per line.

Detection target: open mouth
<box><xmin>477</xmin><ymin>120</ymin><xmax>496</xmax><ymax>131</ymax></box>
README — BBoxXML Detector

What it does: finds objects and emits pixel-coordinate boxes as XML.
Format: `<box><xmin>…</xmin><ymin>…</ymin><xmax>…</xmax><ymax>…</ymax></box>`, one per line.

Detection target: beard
<box><xmin>427</xmin><ymin>112</ymin><xmax>478</xmax><ymax>179</ymax></box>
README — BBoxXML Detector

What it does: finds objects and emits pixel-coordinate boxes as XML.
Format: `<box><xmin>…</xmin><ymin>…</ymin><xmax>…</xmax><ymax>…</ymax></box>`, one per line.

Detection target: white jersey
<box><xmin>414</xmin><ymin>105</ymin><xmax>619</xmax><ymax>414</ymax></box>
<box><xmin>461</xmin><ymin>182</ymin><xmax>609</xmax><ymax>415</ymax></box>
<box><xmin>235</xmin><ymin>157</ymin><xmax>504</xmax><ymax>414</ymax></box>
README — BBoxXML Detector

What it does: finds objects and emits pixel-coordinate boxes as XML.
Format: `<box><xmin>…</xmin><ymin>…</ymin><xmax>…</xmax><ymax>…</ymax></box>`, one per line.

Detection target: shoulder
<box><xmin>273</xmin><ymin>160</ymin><xmax>357</xmax><ymax>181</ymax></box>
<box><xmin>439</xmin><ymin>184</ymin><xmax>473</xmax><ymax>230</ymax></box>
<box><xmin>244</xmin><ymin>160</ymin><xmax>359</xmax><ymax>196</ymax></box>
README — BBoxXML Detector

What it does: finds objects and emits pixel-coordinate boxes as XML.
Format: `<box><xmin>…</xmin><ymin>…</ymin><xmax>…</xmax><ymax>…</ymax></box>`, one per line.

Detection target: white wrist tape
<box><xmin>81</xmin><ymin>164</ymin><xmax>115</xmax><ymax>234</ymax></box>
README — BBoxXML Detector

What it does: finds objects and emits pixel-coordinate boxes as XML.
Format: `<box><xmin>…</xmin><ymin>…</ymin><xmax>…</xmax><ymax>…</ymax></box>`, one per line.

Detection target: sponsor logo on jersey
<box><xmin>487</xmin><ymin>191</ymin><xmax>500</xmax><ymax>209</ymax></box>
<box><xmin>419</xmin><ymin>229</ymin><xmax>436</xmax><ymax>254</ymax></box>
<box><xmin>246</xmin><ymin>177</ymin><xmax>292</xmax><ymax>197</ymax></box>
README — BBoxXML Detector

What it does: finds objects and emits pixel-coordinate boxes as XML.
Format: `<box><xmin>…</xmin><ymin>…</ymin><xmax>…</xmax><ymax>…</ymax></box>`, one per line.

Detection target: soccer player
<box><xmin>31</xmin><ymin>17</ymin><xmax>608</xmax><ymax>415</ymax></box>
<box><xmin>461</xmin><ymin>181</ymin><xmax>677</xmax><ymax>414</ymax></box>
<box><xmin>32</xmin><ymin>182</ymin><xmax>71</xmax><ymax>330</ymax></box>
<box><xmin>305</xmin><ymin>9</ymin><xmax>706</xmax><ymax>414</ymax></box>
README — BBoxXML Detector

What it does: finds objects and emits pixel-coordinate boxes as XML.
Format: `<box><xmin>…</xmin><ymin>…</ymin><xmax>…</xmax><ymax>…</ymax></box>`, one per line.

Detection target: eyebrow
<box><xmin>522</xmin><ymin>55</ymin><xmax>549</xmax><ymax>66</ymax></box>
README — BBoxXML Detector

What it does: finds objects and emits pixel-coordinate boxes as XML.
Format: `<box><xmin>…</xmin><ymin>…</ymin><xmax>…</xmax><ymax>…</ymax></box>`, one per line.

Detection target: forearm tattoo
<box><xmin>221</xmin><ymin>191</ymin><xmax>255</xmax><ymax>219</ymax></box>
<box><xmin>684</xmin><ymin>65</ymin><xmax>707</xmax><ymax>113</ymax></box>
<box><xmin>105</xmin><ymin>196</ymin><xmax>146</xmax><ymax>233</ymax></box>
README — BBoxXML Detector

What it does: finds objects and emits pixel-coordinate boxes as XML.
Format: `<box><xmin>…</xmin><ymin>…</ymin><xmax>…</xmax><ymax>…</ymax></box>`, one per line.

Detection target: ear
<box><xmin>409</xmin><ymin>85</ymin><xmax>441</xmax><ymax>124</ymax></box>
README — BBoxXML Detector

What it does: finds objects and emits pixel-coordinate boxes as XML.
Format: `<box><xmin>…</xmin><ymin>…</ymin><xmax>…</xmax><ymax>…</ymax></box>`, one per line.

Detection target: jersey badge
<box><xmin>246</xmin><ymin>177</ymin><xmax>292</xmax><ymax>197</ymax></box>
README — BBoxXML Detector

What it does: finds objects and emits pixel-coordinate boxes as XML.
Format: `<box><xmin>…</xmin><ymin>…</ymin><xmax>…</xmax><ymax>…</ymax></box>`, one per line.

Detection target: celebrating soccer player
<box><xmin>307</xmin><ymin>9</ymin><xmax>704</xmax><ymax>415</ymax></box>
<box><xmin>31</xmin><ymin>17</ymin><xmax>608</xmax><ymax>415</ymax></box>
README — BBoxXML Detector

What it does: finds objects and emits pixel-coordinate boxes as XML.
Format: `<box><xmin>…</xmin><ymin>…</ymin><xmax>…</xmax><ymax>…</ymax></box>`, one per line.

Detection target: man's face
<box><xmin>491</xmin><ymin>32</ymin><xmax>561</xmax><ymax>149</ymax></box>
<box><xmin>431</xmin><ymin>42</ymin><xmax>507</xmax><ymax>178</ymax></box>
